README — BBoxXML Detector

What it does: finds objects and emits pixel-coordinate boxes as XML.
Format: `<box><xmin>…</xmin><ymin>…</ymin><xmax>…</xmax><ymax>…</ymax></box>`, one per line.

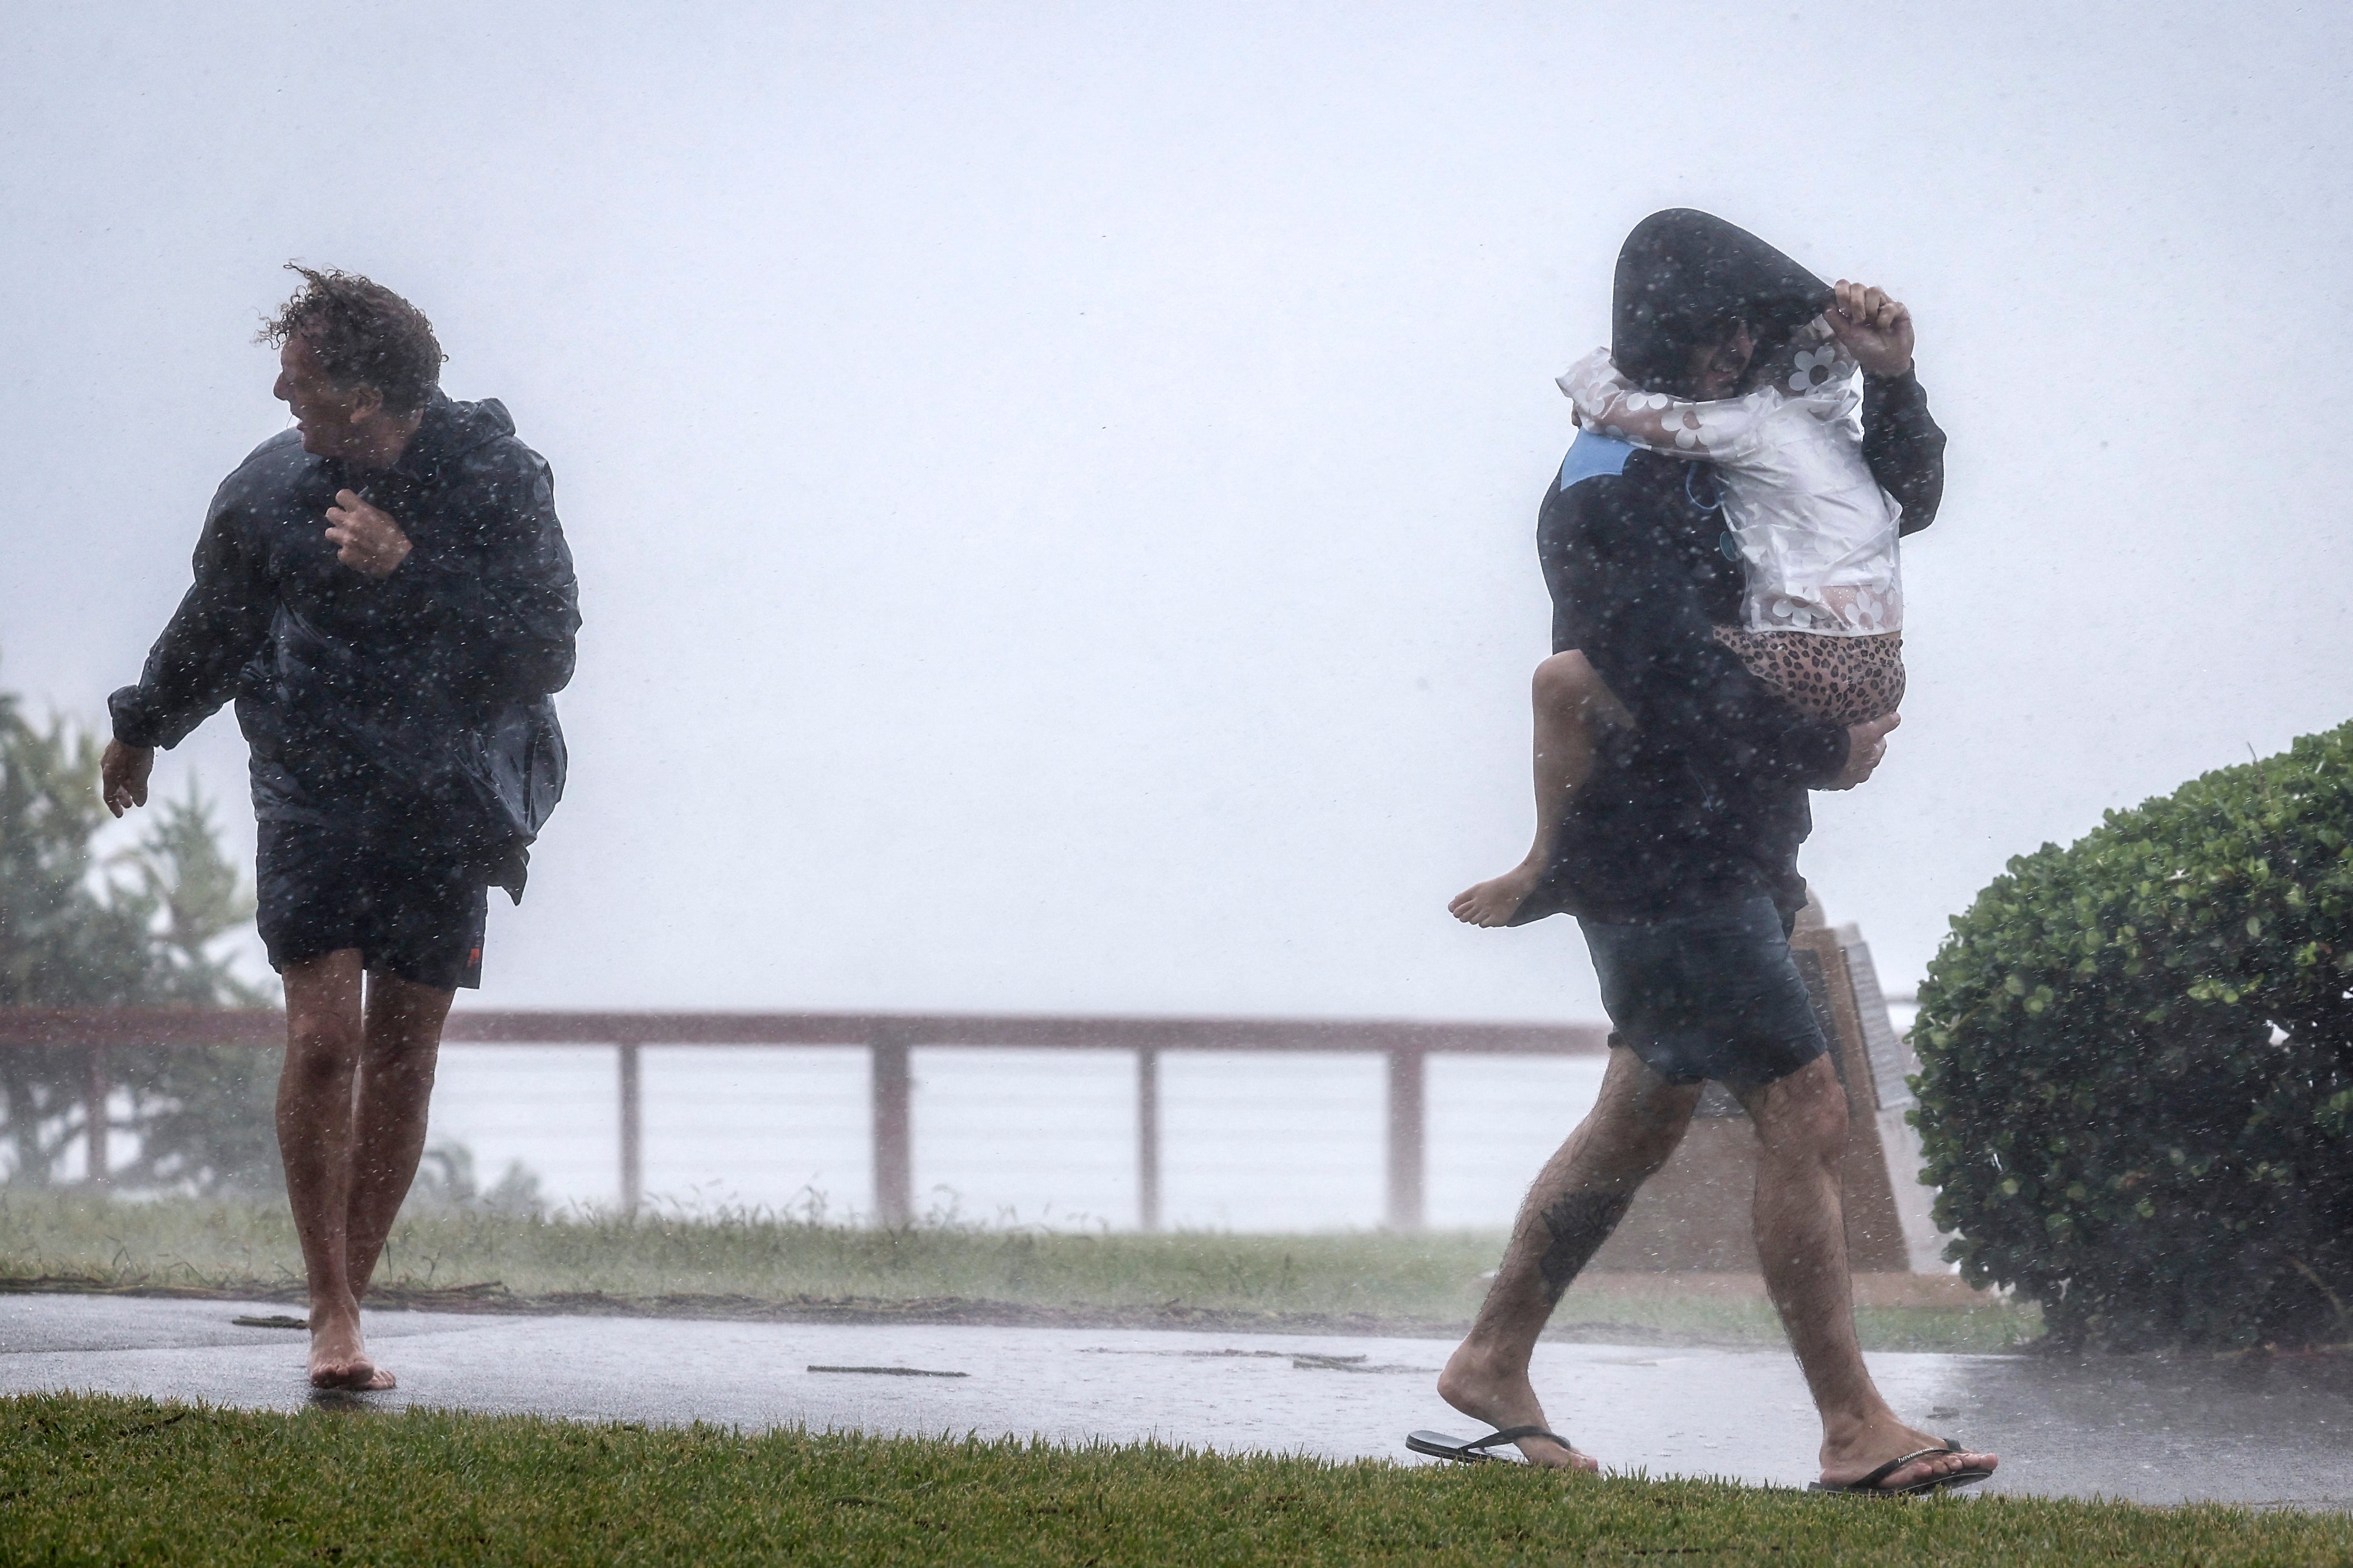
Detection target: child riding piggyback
<box><xmin>1451</xmin><ymin>230</ymin><xmax>1921</xmax><ymax>928</ymax></box>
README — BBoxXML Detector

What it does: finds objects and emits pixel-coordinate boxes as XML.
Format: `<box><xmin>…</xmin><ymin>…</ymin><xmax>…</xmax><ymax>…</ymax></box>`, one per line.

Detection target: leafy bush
<box><xmin>1913</xmin><ymin>721</ymin><xmax>2353</xmax><ymax>1350</ymax></box>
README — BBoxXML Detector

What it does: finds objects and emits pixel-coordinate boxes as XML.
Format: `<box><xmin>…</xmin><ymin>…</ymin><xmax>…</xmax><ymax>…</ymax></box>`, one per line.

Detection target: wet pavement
<box><xmin>3</xmin><ymin>1294</ymin><xmax>2348</xmax><ymax>1508</ymax></box>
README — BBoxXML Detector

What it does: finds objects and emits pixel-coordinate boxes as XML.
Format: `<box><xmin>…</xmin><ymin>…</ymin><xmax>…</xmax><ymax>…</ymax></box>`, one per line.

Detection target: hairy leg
<box><xmin>1739</xmin><ymin>1056</ymin><xmax>1996</xmax><ymax>1489</ymax></box>
<box><xmin>1450</xmin><ymin>651</ymin><xmax>1632</xmax><ymax>927</ymax></box>
<box><xmin>276</xmin><ymin>951</ymin><xmax>377</xmax><ymax>1389</ymax></box>
<box><xmin>1436</xmin><ymin>1048</ymin><xmax>1699</xmax><ymax>1467</ymax></box>
<box><xmin>343</xmin><ymin>970</ymin><xmax>455</xmax><ymax>1305</ymax></box>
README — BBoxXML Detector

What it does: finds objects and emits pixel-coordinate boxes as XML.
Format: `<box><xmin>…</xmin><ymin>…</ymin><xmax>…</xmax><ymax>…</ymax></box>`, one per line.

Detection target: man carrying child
<box><xmin>1424</xmin><ymin>211</ymin><xmax>1998</xmax><ymax>1495</ymax></box>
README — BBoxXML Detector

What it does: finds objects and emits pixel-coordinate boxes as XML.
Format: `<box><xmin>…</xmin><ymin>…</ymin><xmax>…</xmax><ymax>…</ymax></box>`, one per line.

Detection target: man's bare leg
<box><xmin>1450</xmin><ymin>651</ymin><xmax>1631</xmax><ymax>927</ymax></box>
<box><xmin>343</xmin><ymin>971</ymin><xmax>454</xmax><ymax>1309</ymax></box>
<box><xmin>276</xmin><ymin>951</ymin><xmax>377</xmax><ymax>1389</ymax></box>
<box><xmin>1739</xmin><ymin>1056</ymin><xmax>1998</xmax><ymax>1490</ymax></box>
<box><xmin>1436</xmin><ymin>1048</ymin><xmax>1700</xmax><ymax>1468</ymax></box>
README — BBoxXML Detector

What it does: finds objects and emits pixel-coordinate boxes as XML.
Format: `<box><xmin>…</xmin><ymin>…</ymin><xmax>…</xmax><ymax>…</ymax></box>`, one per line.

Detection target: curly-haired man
<box><xmin>101</xmin><ymin>267</ymin><xmax>579</xmax><ymax>1390</ymax></box>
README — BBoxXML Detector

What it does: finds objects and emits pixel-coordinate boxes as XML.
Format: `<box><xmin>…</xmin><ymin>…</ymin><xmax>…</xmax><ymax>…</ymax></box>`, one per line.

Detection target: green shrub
<box><xmin>1913</xmin><ymin>721</ymin><xmax>2353</xmax><ymax>1350</ymax></box>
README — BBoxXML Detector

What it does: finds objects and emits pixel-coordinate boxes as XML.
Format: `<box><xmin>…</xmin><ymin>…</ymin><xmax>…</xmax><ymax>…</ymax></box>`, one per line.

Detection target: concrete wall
<box><xmin>1586</xmin><ymin>901</ymin><xmax>1953</xmax><ymax>1275</ymax></box>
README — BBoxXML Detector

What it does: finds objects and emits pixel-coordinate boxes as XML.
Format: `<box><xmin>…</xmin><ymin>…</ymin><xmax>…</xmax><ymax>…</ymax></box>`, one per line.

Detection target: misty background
<box><xmin>5</xmin><ymin>4</ymin><xmax>2349</xmax><ymax>1215</ymax></box>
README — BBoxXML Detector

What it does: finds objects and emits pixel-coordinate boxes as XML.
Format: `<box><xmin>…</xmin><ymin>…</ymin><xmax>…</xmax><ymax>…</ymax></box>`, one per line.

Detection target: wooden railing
<box><xmin>0</xmin><ymin>1008</ymin><xmax>1611</xmax><ymax>1229</ymax></box>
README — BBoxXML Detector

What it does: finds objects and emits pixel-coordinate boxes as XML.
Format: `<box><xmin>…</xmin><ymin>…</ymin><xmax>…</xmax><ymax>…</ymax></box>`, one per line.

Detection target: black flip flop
<box><xmin>1406</xmin><ymin>1426</ymin><xmax>1581</xmax><ymax>1466</ymax></box>
<box><xmin>1809</xmin><ymin>1443</ymin><xmax>1993</xmax><ymax>1497</ymax></box>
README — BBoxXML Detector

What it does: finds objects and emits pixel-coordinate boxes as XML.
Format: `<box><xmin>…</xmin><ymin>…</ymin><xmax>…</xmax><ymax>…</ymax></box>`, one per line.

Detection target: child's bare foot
<box><xmin>1450</xmin><ymin>862</ymin><xmax>1545</xmax><ymax>927</ymax></box>
<box><xmin>307</xmin><ymin>1299</ymin><xmax>378</xmax><ymax>1391</ymax></box>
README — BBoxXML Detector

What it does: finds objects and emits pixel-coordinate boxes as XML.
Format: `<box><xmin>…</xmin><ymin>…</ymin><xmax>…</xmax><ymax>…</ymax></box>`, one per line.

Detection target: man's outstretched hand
<box><xmin>324</xmin><ymin>490</ymin><xmax>413</xmax><ymax>579</ymax></box>
<box><xmin>1825</xmin><ymin>712</ymin><xmax>1901</xmax><ymax>791</ymax></box>
<box><xmin>1827</xmin><ymin>281</ymin><xmax>1914</xmax><ymax>378</ymax></box>
<box><xmin>101</xmin><ymin>740</ymin><xmax>154</xmax><ymax>818</ymax></box>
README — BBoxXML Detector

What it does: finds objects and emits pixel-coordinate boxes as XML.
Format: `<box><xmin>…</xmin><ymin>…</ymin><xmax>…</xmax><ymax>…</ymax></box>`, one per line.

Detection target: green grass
<box><xmin>0</xmin><ymin>1191</ymin><xmax>2039</xmax><ymax>1352</ymax></box>
<box><xmin>4</xmin><ymin>1393</ymin><xmax>2345</xmax><ymax>1566</ymax></box>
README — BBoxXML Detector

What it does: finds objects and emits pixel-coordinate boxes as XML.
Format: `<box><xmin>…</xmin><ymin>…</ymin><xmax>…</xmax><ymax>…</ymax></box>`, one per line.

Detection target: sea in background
<box><xmin>426</xmin><ymin>1006</ymin><xmax>1922</xmax><ymax>1229</ymax></box>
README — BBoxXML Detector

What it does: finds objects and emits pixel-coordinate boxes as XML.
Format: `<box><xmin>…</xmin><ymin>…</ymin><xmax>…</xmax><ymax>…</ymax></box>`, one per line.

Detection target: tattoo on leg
<box><xmin>1538</xmin><ymin>1190</ymin><xmax>1634</xmax><ymax>1300</ymax></box>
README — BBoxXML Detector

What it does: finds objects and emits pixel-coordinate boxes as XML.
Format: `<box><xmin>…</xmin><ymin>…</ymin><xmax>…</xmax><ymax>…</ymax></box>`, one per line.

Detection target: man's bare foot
<box><xmin>309</xmin><ymin>1355</ymin><xmax>381</xmax><ymax>1390</ymax></box>
<box><xmin>307</xmin><ymin>1300</ymin><xmax>378</xmax><ymax>1391</ymax></box>
<box><xmin>1435</xmin><ymin>1342</ymin><xmax>1597</xmax><ymax>1472</ymax></box>
<box><xmin>1820</xmin><ymin>1416</ymin><xmax>1998</xmax><ymax>1492</ymax></box>
<box><xmin>1449</xmin><ymin>862</ymin><xmax>1544</xmax><ymax>928</ymax></box>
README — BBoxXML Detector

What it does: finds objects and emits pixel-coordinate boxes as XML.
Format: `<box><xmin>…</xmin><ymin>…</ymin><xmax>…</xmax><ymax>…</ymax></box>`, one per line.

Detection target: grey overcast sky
<box><xmin>4</xmin><ymin>2</ymin><xmax>2347</xmax><ymax>1018</ymax></box>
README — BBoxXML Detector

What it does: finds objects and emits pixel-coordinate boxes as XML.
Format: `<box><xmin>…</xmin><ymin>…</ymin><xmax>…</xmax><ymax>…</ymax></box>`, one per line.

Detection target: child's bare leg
<box><xmin>1450</xmin><ymin>651</ymin><xmax>1629</xmax><ymax>927</ymax></box>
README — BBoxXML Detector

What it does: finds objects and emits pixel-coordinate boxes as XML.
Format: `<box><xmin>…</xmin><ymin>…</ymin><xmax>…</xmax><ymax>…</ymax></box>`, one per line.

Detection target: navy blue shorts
<box><xmin>255</xmin><ymin>821</ymin><xmax>488</xmax><ymax>992</ymax></box>
<box><xmin>1577</xmin><ymin>895</ymin><xmax>1825</xmax><ymax>1091</ymax></box>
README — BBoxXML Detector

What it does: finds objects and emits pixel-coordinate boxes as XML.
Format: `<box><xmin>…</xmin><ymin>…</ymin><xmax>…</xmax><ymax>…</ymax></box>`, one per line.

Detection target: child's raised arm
<box><xmin>1765</xmin><ymin>316</ymin><xmax>1863</xmax><ymax>413</ymax></box>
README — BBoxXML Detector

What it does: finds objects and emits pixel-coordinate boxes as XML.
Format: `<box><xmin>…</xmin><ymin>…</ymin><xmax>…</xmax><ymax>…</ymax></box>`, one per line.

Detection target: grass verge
<box><xmin>0</xmin><ymin>1191</ymin><xmax>2039</xmax><ymax>1352</ymax></box>
<box><xmin>6</xmin><ymin>1393</ymin><xmax>2346</xmax><ymax>1567</ymax></box>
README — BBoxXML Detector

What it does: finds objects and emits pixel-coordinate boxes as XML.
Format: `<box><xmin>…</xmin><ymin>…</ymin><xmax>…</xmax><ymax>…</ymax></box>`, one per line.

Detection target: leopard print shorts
<box><xmin>1712</xmin><ymin>628</ymin><xmax>1904</xmax><ymax>726</ymax></box>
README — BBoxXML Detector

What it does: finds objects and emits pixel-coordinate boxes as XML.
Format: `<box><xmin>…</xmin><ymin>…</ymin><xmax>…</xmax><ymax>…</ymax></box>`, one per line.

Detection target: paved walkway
<box><xmin>4</xmin><ymin>1295</ymin><xmax>2348</xmax><ymax>1508</ymax></box>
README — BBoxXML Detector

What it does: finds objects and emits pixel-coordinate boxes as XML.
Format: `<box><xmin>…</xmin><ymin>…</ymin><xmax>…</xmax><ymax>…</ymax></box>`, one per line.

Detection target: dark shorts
<box><xmin>1577</xmin><ymin>895</ymin><xmax>1825</xmax><ymax>1091</ymax></box>
<box><xmin>255</xmin><ymin>822</ymin><xmax>488</xmax><ymax>991</ymax></box>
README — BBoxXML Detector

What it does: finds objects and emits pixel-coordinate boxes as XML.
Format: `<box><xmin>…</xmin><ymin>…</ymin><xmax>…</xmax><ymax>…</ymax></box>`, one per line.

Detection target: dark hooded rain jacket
<box><xmin>1526</xmin><ymin>210</ymin><xmax>1947</xmax><ymax>925</ymax></box>
<box><xmin>109</xmin><ymin>394</ymin><xmax>579</xmax><ymax>897</ymax></box>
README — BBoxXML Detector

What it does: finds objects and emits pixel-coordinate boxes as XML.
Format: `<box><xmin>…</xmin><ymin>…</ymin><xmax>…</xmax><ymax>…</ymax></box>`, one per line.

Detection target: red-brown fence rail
<box><xmin>0</xmin><ymin>1009</ymin><xmax>1612</xmax><ymax>1228</ymax></box>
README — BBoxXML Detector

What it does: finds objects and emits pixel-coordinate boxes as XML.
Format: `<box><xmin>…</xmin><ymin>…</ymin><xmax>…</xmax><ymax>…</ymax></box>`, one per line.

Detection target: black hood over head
<box><xmin>1611</xmin><ymin>209</ymin><xmax>1832</xmax><ymax>393</ymax></box>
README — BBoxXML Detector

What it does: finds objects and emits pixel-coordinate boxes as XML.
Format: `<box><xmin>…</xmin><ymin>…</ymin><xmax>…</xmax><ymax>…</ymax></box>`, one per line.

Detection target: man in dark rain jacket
<box><xmin>1424</xmin><ymin>213</ymin><xmax>1998</xmax><ymax>1494</ymax></box>
<box><xmin>101</xmin><ymin>268</ymin><xmax>578</xmax><ymax>1391</ymax></box>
